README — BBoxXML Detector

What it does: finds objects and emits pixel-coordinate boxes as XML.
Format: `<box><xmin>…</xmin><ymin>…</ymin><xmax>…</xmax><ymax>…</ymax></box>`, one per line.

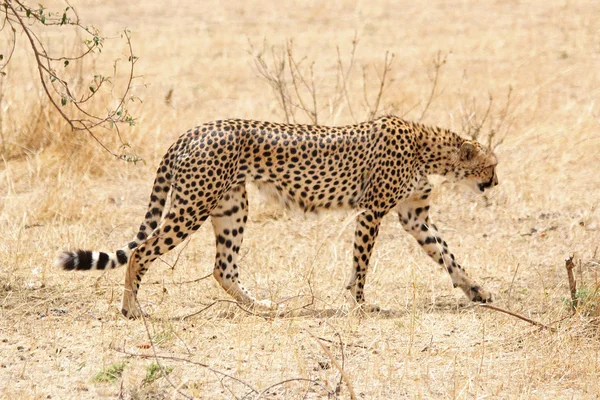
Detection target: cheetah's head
<box><xmin>453</xmin><ymin>140</ymin><xmax>498</xmax><ymax>194</ymax></box>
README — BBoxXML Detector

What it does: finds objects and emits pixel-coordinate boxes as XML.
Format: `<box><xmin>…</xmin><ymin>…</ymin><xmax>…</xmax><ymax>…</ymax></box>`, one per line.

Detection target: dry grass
<box><xmin>1</xmin><ymin>0</ymin><xmax>600</xmax><ymax>398</ymax></box>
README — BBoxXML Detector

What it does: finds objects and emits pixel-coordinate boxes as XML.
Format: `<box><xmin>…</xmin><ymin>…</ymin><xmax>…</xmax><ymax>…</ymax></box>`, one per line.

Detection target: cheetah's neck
<box><xmin>412</xmin><ymin>123</ymin><xmax>465</xmax><ymax>177</ymax></box>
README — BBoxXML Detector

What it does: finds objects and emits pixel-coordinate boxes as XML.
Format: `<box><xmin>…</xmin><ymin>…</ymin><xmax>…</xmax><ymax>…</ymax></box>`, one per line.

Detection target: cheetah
<box><xmin>56</xmin><ymin>116</ymin><xmax>499</xmax><ymax>318</ymax></box>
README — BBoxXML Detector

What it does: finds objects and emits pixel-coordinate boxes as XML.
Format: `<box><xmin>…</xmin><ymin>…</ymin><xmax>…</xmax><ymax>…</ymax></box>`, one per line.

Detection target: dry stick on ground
<box><xmin>115</xmin><ymin>348</ymin><xmax>260</xmax><ymax>397</ymax></box>
<box><xmin>147</xmin><ymin>272</ymin><xmax>213</xmax><ymax>286</ymax></box>
<box><xmin>306</xmin><ymin>330</ymin><xmax>357</xmax><ymax>400</ymax></box>
<box><xmin>478</xmin><ymin>304</ymin><xmax>556</xmax><ymax>332</ymax></box>
<box><xmin>252</xmin><ymin>378</ymin><xmax>333</xmax><ymax>400</ymax></box>
<box><xmin>330</xmin><ymin>326</ymin><xmax>346</xmax><ymax>396</ymax></box>
<box><xmin>179</xmin><ymin>300</ymin><xmax>218</xmax><ymax>321</ymax></box>
<box><xmin>180</xmin><ymin>298</ymin><xmax>276</xmax><ymax>321</ymax></box>
<box><xmin>125</xmin><ymin>306</ymin><xmax>333</xmax><ymax>400</ymax></box>
<box><xmin>565</xmin><ymin>255</ymin><xmax>578</xmax><ymax>314</ymax></box>
<box><xmin>315</xmin><ymin>336</ymin><xmax>368</xmax><ymax>350</ymax></box>
<box><xmin>133</xmin><ymin>298</ymin><xmax>196</xmax><ymax>400</ymax></box>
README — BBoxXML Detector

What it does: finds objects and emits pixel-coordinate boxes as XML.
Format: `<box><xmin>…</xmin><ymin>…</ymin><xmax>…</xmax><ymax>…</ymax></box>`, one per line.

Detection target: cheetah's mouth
<box><xmin>477</xmin><ymin>174</ymin><xmax>496</xmax><ymax>192</ymax></box>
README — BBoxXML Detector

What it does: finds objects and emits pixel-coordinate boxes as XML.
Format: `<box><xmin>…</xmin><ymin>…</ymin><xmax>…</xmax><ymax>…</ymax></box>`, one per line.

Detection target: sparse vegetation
<box><xmin>1</xmin><ymin>0</ymin><xmax>599</xmax><ymax>399</ymax></box>
<box><xmin>91</xmin><ymin>362</ymin><xmax>127</xmax><ymax>383</ymax></box>
<box><xmin>143</xmin><ymin>362</ymin><xmax>173</xmax><ymax>385</ymax></box>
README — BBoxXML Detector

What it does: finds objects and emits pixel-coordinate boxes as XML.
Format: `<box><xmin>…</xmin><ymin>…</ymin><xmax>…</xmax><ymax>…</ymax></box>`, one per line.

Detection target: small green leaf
<box><xmin>61</xmin><ymin>13</ymin><xmax>67</xmax><ymax>25</ymax></box>
<box><xmin>0</xmin><ymin>71</ymin><xmax>6</xmax><ymax>77</ymax></box>
<box><xmin>41</xmin><ymin>16</ymin><xmax>45</xmax><ymax>24</ymax></box>
<box><xmin>89</xmin><ymin>86</ymin><xmax>95</xmax><ymax>93</ymax></box>
<box><xmin>61</xmin><ymin>97</ymin><xmax>66</xmax><ymax>106</ymax></box>
<box><xmin>64</xmin><ymin>60</ymin><xmax>69</xmax><ymax>67</ymax></box>
<box><xmin>0</xmin><ymin>54</ymin><xmax>3</xmax><ymax>61</ymax></box>
<box><xmin>26</xmin><ymin>9</ymin><xmax>31</xmax><ymax>17</ymax></box>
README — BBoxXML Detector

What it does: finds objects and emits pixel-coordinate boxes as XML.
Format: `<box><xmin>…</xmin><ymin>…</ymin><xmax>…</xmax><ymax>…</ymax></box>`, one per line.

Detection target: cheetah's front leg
<box><xmin>396</xmin><ymin>200</ymin><xmax>492</xmax><ymax>303</ymax></box>
<box><xmin>346</xmin><ymin>210</ymin><xmax>383</xmax><ymax>311</ymax></box>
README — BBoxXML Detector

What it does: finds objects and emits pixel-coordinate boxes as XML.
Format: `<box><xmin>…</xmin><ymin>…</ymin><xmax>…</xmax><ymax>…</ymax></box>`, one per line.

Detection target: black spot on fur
<box><xmin>116</xmin><ymin>250</ymin><xmax>128</xmax><ymax>265</ymax></box>
<box><xmin>75</xmin><ymin>250</ymin><xmax>93</xmax><ymax>270</ymax></box>
<box><xmin>97</xmin><ymin>252</ymin><xmax>109</xmax><ymax>270</ymax></box>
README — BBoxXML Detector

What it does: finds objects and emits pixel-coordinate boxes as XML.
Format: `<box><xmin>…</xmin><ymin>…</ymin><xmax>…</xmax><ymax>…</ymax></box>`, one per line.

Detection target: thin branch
<box><xmin>133</xmin><ymin>298</ymin><xmax>195</xmax><ymax>400</ymax></box>
<box><xmin>418</xmin><ymin>51</ymin><xmax>447</xmax><ymax>122</ymax></box>
<box><xmin>115</xmin><ymin>347</ymin><xmax>259</xmax><ymax>395</ymax></box>
<box><xmin>565</xmin><ymin>255</ymin><xmax>578</xmax><ymax>314</ymax></box>
<box><xmin>2</xmin><ymin>0</ymin><xmax>141</xmax><ymax>161</ymax></box>
<box><xmin>314</xmin><ymin>335</ymin><xmax>368</xmax><ymax>350</ymax></box>
<box><xmin>334</xmin><ymin>35</ymin><xmax>358</xmax><ymax>122</ymax></box>
<box><xmin>363</xmin><ymin>51</ymin><xmax>394</xmax><ymax>121</ymax></box>
<box><xmin>306</xmin><ymin>330</ymin><xmax>357</xmax><ymax>400</ymax></box>
<box><xmin>254</xmin><ymin>378</ymin><xmax>333</xmax><ymax>400</ymax></box>
<box><xmin>478</xmin><ymin>304</ymin><xmax>556</xmax><ymax>332</ymax></box>
<box><xmin>507</xmin><ymin>263</ymin><xmax>521</xmax><ymax>309</ymax></box>
<box><xmin>286</xmin><ymin>40</ymin><xmax>318</xmax><ymax>124</ymax></box>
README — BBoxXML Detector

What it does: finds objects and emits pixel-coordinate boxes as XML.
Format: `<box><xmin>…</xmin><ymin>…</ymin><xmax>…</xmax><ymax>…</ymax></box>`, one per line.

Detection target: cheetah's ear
<box><xmin>459</xmin><ymin>141</ymin><xmax>477</xmax><ymax>162</ymax></box>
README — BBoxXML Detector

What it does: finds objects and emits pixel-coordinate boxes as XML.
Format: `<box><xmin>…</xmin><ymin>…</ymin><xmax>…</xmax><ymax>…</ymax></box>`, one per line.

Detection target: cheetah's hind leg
<box><xmin>210</xmin><ymin>185</ymin><xmax>279</xmax><ymax>311</ymax></box>
<box><xmin>121</xmin><ymin>205</ymin><xmax>208</xmax><ymax>319</ymax></box>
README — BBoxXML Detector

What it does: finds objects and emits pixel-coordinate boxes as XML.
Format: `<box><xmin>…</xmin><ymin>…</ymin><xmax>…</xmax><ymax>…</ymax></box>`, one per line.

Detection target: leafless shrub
<box><xmin>457</xmin><ymin>83</ymin><xmax>517</xmax><ymax>149</ymax></box>
<box><xmin>249</xmin><ymin>37</ymin><xmax>395</xmax><ymax>125</ymax></box>
<box><xmin>418</xmin><ymin>51</ymin><xmax>448</xmax><ymax>123</ymax></box>
<box><xmin>362</xmin><ymin>51</ymin><xmax>394</xmax><ymax>122</ymax></box>
<box><xmin>0</xmin><ymin>0</ymin><xmax>141</xmax><ymax>162</ymax></box>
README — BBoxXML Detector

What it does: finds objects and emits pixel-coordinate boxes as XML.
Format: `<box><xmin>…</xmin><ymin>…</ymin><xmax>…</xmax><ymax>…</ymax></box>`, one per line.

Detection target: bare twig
<box><xmin>249</xmin><ymin>40</ymin><xmax>294</xmax><ymax>123</ymax></box>
<box><xmin>286</xmin><ymin>40</ymin><xmax>318</xmax><ymax>124</ymax></box>
<box><xmin>180</xmin><ymin>300</ymin><xmax>218</xmax><ymax>320</ymax></box>
<box><xmin>418</xmin><ymin>51</ymin><xmax>447</xmax><ymax>122</ymax></box>
<box><xmin>133</xmin><ymin>298</ymin><xmax>195</xmax><ymax>400</ymax></box>
<box><xmin>314</xmin><ymin>335</ymin><xmax>368</xmax><ymax>350</ymax></box>
<box><xmin>115</xmin><ymin>347</ymin><xmax>259</xmax><ymax>395</ymax></box>
<box><xmin>250</xmin><ymin>37</ymin><xmax>394</xmax><ymax>125</ymax></box>
<box><xmin>488</xmin><ymin>86</ymin><xmax>514</xmax><ymax>148</ymax></box>
<box><xmin>566</xmin><ymin>255</ymin><xmax>578</xmax><ymax>314</ymax></box>
<box><xmin>457</xmin><ymin>84</ymin><xmax>517</xmax><ymax>149</ymax></box>
<box><xmin>306</xmin><ymin>330</ymin><xmax>357</xmax><ymax>400</ymax></box>
<box><xmin>507</xmin><ymin>263</ymin><xmax>521</xmax><ymax>309</ymax></box>
<box><xmin>364</xmin><ymin>51</ymin><xmax>394</xmax><ymax>121</ymax></box>
<box><xmin>478</xmin><ymin>304</ymin><xmax>556</xmax><ymax>332</ymax></box>
<box><xmin>178</xmin><ymin>298</ymin><xmax>272</xmax><ymax>321</ymax></box>
<box><xmin>147</xmin><ymin>272</ymin><xmax>213</xmax><ymax>286</ymax></box>
<box><xmin>333</xmin><ymin>35</ymin><xmax>358</xmax><ymax>122</ymax></box>
<box><xmin>254</xmin><ymin>378</ymin><xmax>333</xmax><ymax>400</ymax></box>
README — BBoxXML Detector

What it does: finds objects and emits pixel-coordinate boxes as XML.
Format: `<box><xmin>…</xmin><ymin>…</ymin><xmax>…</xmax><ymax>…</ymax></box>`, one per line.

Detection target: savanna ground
<box><xmin>1</xmin><ymin>0</ymin><xmax>600</xmax><ymax>398</ymax></box>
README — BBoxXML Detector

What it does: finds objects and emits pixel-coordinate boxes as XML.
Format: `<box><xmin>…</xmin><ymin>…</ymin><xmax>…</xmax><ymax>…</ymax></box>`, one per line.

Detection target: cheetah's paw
<box><xmin>467</xmin><ymin>285</ymin><xmax>493</xmax><ymax>303</ymax></box>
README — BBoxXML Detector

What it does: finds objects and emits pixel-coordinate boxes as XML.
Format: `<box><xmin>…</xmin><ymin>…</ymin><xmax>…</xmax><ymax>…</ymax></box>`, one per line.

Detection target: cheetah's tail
<box><xmin>55</xmin><ymin>131</ymin><xmax>190</xmax><ymax>272</ymax></box>
<box><xmin>55</xmin><ymin>247</ymin><xmax>133</xmax><ymax>271</ymax></box>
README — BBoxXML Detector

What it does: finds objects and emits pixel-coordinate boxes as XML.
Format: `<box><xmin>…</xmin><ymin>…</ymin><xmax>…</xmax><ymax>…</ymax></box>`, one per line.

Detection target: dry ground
<box><xmin>1</xmin><ymin>0</ymin><xmax>600</xmax><ymax>398</ymax></box>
